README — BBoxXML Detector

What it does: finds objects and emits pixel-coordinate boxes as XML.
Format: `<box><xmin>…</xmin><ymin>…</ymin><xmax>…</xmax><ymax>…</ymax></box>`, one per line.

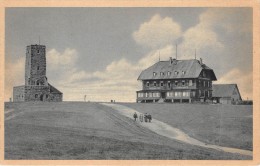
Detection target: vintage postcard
<box><xmin>0</xmin><ymin>0</ymin><xmax>259</xmax><ymax>165</ymax></box>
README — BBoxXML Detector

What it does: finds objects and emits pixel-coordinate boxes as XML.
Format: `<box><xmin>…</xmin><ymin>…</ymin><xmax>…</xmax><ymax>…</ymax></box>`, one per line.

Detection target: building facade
<box><xmin>13</xmin><ymin>45</ymin><xmax>62</xmax><ymax>102</ymax></box>
<box><xmin>212</xmin><ymin>84</ymin><xmax>242</xmax><ymax>104</ymax></box>
<box><xmin>136</xmin><ymin>58</ymin><xmax>217</xmax><ymax>103</ymax></box>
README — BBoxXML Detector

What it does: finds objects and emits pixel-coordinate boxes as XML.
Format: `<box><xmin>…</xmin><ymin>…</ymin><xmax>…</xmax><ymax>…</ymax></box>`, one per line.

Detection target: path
<box><xmin>101</xmin><ymin>103</ymin><xmax>252</xmax><ymax>157</ymax></box>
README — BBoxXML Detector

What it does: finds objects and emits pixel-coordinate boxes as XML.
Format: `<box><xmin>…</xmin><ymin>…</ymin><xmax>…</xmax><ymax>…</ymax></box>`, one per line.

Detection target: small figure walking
<box><xmin>144</xmin><ymin>113</ymin><xmax>148</xmax><ymax>122</ymax></box>
<box><xmin>133</xmin><ymin>112</ymin><xmax>138</xmax><ymax>121</ymax></box>
<box><xmin>148</xmin><ymin>114</ymin><xmax>152</xmax><ymax>122</ymax></box>
<box><xmin>139</xmin><ymin>113</ymin><xmax>143</xmax><ymax>122</ymax></box>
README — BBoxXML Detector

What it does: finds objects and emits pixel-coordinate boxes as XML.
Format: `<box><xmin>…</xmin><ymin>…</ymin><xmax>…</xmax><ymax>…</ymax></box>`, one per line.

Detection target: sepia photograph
<box><xmin>1</xmin><ymin>1</ymin><xmax>260</xmax><ymax>165</ymax></box>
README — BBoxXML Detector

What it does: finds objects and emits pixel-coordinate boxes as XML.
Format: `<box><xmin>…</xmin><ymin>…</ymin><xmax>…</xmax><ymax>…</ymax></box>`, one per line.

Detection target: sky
<box><xmin>5</xmin><ymin>7</ymin><xmax>253</xmax><ymax>102</ymax></box>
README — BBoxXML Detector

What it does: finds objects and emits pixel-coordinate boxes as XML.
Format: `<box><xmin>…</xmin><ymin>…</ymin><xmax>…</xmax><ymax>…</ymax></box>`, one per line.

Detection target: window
<box><xmin>46</xmin><ymin>95</ymin><xmax>48</xmax><ymax>99</ymax></box>
<box><xmin>183</xmin><ymin>92</ymin><xmax>189</xmax><ymax>97</ymax></box>
<box><xmin>35</xmin><ymin>94</ymin><xmax>38</xmax><ymax>98</ymax></box>
<box><xmin>153</xmin><ymin>81</ymin><xmax>157</xmax><ymax>87</ymax></box>
<box><xmin>174</xmin><ymin>71</ymin><xmax>178</xmax><ymax>75</ymax></box>
<box><xmin>160</xmin><ymin>72</ymin><xmax>164</xmax><ymax>76</ymax></box>
<box><xmin>208</xmin><ymin>81</ymin><xmax>210</xmax><ymax>87</ymax></box>
<box><xmin>189</xmin><ymin>80</ymin><xmax>192</xmax><ymax>86</ymax></box>
<box><xmin>153</xmin><ymin>92</ymin><xmax>160</xmax><ymax>97</ymax></box>
<box><xmin>145</xmin><ymin>93</ymin><xmax>148</xmax><ymax>98</ymax></box>
<box><xmin>182</xmin><ymin>71</ymin><xmax>186</xmax><ymax>75</ymax></box>
<box><xmin>167</xmin><ymin>71</ymin><xmax>171</xmax><ymax>76</ymax></box>
<box><xmin>182</xmin><ymin>80</ymin><xmax>185</xmax><ymax>86</ymax></box>
<box><xmin>37</xmin><ymin>50</ymin><xmax>40</xmax><ymax>53</ymax></box>
<box><xmin>175</xmin><ymin>81</ymin><xmax>178</xmax><ymax>86</ymax></box>
<box><xmin>146</xmin><ymin>82</ymin><xmax>150</xmax><ymax>87</ymax></box>
<box><xmin>167</xmin><ymin>81</ymin><xmax>171</xmax><ymax>88</ymax></box>
<box><xmin>138</xmin><ymin>93</ymin><xmax>143</xmax><ymax>98</ymax></box>
<box><xmin>160</xmin><ymin>82</ymin><xmax>164</xmax><ymax>87</ymax></box>
<box><xmin>167</xmin><ymin>91</ymin><xmax>174</xmax><ymax>97</ymax></box>
<box><xmin>149</xmin><ymin>93</ymin><xmax>153</xmax><ymax>97</ymax></box>
<box><xmin>203</xmin><ymin>81</ymin><xmax>206</xmax><ymax>87</ymax></box>
<box><xmin>153</xmin><ymin>72</ymin><xmax>157</xmax><ymax>76</ymax></box>
<box><xmin>37</xmin><ymin>66</ymin><xmax>40</xmax><ymax>70</ymax></box>
<box><xmin>36</xmin><ymin>80</ymin><xmax>40</xmax><ymax>85</ymax></box>
<box><xmin>203</xmin><ymin>71</ymin><xmax>206</xmax><ymax>77</ymax></box>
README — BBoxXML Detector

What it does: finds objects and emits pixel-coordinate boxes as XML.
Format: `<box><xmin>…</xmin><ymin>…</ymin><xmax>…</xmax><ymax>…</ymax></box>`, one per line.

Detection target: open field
<box><xmin>4</xmin><ymin>102</ymin><xmax>252</xmax><ymax>159</ymax></box>
<box><xmin>122</xmin><ymin>103</ymin><xmax>252</xmax><ymax>151</ymax></box>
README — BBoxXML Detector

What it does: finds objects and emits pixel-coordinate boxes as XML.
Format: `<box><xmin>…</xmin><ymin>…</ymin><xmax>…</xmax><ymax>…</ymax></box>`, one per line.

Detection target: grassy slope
<box><xmin>5</xmin><ymin>102</ymin><xmax>251</xmax><ymax>159</ymax></box>
<box><xmin>122</xmin><ymin>103</ymin><xmax>252</xmax><ymax>151</ymax></box>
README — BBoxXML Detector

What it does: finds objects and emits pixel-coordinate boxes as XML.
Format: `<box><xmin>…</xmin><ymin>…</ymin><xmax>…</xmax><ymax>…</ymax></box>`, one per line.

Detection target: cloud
<box><xmin>5</xmin><ymin>57</ymin><xmax>25</xmax><ymax>101</ymax></box>
<box><xmin>216</xmin><ymin>68</ymin><xmax>252</xmax><ymax>100</ymax></box>
<box><xmin>5</xmin><ymin>9</ymin><xmax>252</xmax><ymax>102</ymax></box>
<box><xmin>133</xmin><ymin>14</ymin><xmax>182</xmax><ymax>48</ymax></box>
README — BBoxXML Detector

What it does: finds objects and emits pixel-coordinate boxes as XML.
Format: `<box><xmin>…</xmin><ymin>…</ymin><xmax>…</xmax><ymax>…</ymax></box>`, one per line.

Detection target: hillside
<box><xmin>4</xmin><ymin>102</ymin><xmax>252</xmax><ymax>159</ymax></box>
<box><xmin>122</xmin><ymin>103</ymin><xmax>252</xmax><ymax>151</ymax></box>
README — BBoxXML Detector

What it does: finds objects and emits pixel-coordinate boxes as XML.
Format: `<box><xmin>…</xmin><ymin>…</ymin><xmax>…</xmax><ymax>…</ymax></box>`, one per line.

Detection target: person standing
<box><xmin>144</xmin><ymin>113</ymin><xmax>148</xmax><ymax>122</ymax></box>
<box><xmin>133</xmin><ymin>112</ymin><xmax>138</xmax><ymax>121</ymax></box>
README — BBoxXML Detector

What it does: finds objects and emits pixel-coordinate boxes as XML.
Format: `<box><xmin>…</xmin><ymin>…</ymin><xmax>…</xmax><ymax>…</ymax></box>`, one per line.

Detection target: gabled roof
<box><xmin>48</xmin><ymin>83</ymin><xmax>63</xmax><ymax>94</ymax></box>
<box><xmin>137</xmin><ymin>59</ymin><xmax>217</xmax><ymax>80</ymax></box>
<box><xmin>212</xmin><ymin>84</ymin><xmax>241</xmax><ymax>99</ymax></box>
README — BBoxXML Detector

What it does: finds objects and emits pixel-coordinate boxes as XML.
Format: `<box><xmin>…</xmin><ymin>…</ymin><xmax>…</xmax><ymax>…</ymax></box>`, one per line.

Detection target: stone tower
<box><xmin>13</xmin><ymin>44</ymin><xmax>62</xmax><ymax>102</ymax></box>
<box><xmin>25</xmin><ymin>45</ymin><xmax>48</xmax><ymax>86</ymax></box>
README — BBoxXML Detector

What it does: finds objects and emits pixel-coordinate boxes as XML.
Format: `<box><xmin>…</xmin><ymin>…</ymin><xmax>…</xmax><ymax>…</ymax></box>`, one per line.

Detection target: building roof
<box><xmin>49</xmin><ymin>83</ymin><xmax>63</xmax><ymax>94</ymax></box>
<box><xmin>137</xmin><ymin>59</ymin><xmax>217</xmax><ymax>80</ymax></box>
<box><xmin>212</xmin><ymin>84</ymin><xmax>241</xmax><ymax>99</ymax></box>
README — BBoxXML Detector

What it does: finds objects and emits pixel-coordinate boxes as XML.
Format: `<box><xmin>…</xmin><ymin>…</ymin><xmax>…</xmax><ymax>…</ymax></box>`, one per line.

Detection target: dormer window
<box><xmin>167</xmin><ymin>71</ymin><xmax>171</xmax><ymax>76</ymax></box>
<box><xmin>153</xmin><ymin>72</ymin><xmax>157</xmax><ymax>76</ymax></box>
<box><xmin>174</xmin><ymin>71</ymin><xmax>178</xmax><ymax>75</ymax></box>
<box><xmin>182</xmin><ymin>71</ymin><xmax>186</xmax><ymax>75</ymax></box>
<box><xmin>160</xmin><ymin>72</ymin><xmax>164</xmax><ymax>76</ymax></box>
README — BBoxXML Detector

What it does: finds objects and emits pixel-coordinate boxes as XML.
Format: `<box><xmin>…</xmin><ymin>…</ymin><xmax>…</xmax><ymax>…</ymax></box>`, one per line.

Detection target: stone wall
<box><xmin>13</xmin><ymin>86</ymin><xmax>25</xmax><ymax>102</ymax></box>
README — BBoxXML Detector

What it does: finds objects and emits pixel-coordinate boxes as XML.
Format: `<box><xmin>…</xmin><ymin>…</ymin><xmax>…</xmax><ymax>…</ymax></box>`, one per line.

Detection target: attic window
<box><xmin>167</xmin><ymin>71</ymin><xmax>171</xmax><ymax>76</ymax></box>
<box><xmin>153</xmin><ymin>72</ymin><xmax>157</xmax><ymax>76</ymax></box>
<box><xmin>160</xmin><ymin>72</ymin><xmax>164</xmax><ymax>76</ymax></box>
<box><xmin>174</xmin><ymin>71</ymin><xmax>178</xmax><ymax>75</ymax></box>
<box><xmin>182</xmin><ymin>71</ymin><xmax>186</xmax><ymax>75</ymax></box>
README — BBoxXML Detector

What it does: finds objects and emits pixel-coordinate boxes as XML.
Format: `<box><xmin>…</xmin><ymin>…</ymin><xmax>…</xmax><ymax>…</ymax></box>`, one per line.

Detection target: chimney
<box><xmin>200</xmin><ymin>58</ymin><xmax>203</xmax><ymax>64</ymax></box>
<box><xmin>169</xmin><ymin>57</ymin><xmax>173</xmax><ymax>64</ymax></box>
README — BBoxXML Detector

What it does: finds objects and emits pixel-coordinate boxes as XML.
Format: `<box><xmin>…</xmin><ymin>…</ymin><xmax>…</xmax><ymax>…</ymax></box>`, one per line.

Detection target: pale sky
<box><xmin>5</xmin><ymin>7</ymin><xmax>252</xmax><ymax>102</ymax></box>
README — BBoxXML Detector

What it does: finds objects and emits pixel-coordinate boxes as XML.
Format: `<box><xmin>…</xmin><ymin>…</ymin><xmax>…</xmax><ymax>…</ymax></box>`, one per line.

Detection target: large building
<box><xmin>212</xmin><ymin>84</ymin><xmax>242</xmax><ymax>104</ymax></box>
<box><xmin>136</xmin><ymin>58</ymin><xmax>217</xmax><ymax>103</ymax></box>
<box><xmin>13</xmin><ymin>45</ymin><xmax>63</xmax><ymax>102</ymax></box>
